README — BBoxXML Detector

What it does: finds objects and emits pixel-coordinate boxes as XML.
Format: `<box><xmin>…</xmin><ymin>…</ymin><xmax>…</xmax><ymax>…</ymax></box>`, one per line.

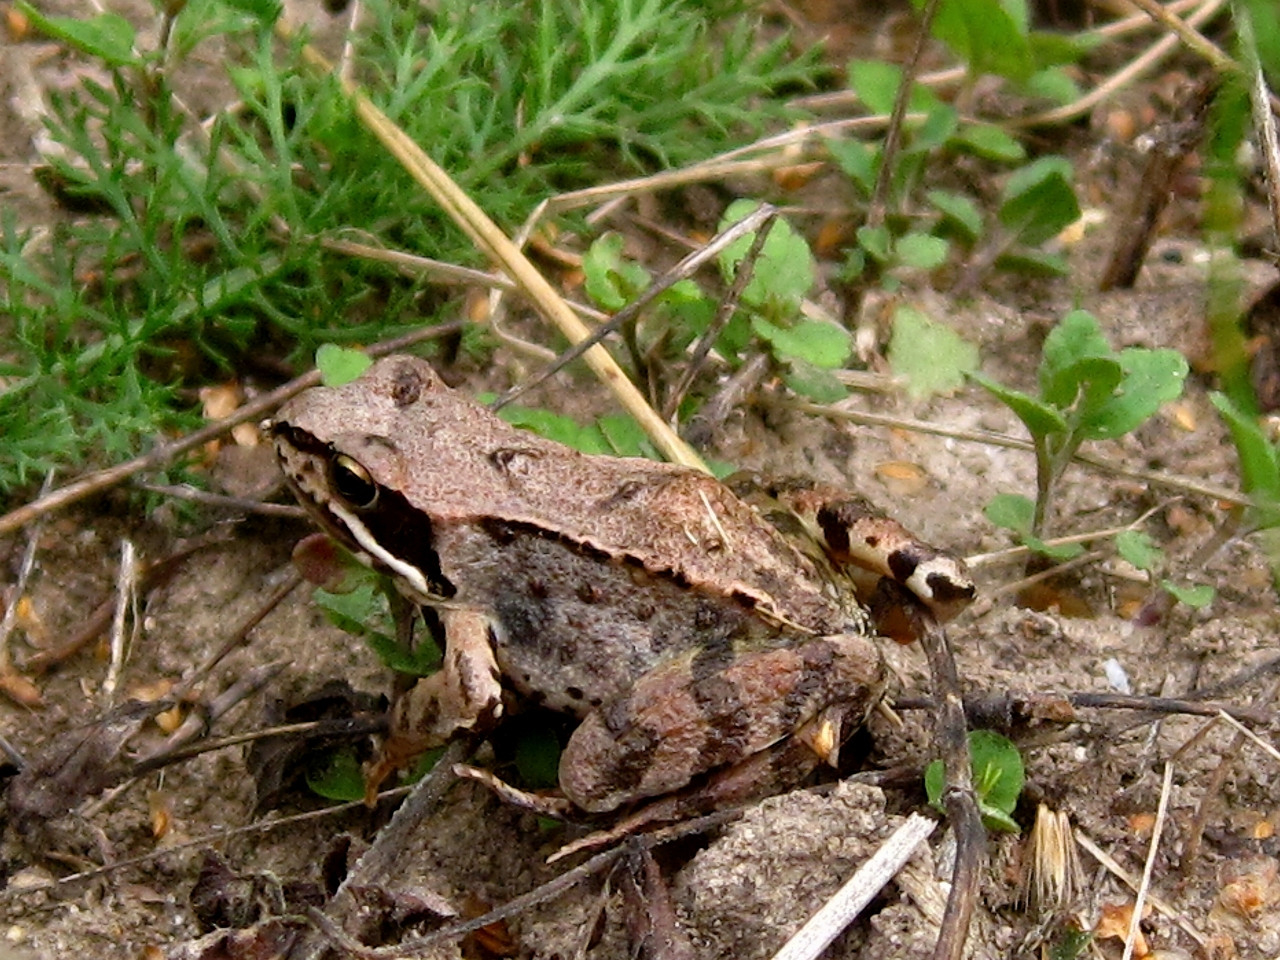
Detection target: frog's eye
<box><xmin>332</xmin><ymin>455</ymin><xmax>378</xmax><ymax>508</ymax></box>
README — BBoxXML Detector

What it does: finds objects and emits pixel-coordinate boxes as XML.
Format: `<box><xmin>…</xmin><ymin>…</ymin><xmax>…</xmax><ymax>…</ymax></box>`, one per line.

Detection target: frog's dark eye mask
<box><xmin>271</xmin><ymin>423</ymin><xmax>453</xmax><ymax>601</ymax></box>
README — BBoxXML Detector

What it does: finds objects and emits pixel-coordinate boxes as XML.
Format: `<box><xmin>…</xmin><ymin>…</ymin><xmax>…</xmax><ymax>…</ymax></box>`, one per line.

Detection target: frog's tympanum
<box><xmin>271</xmin><ymin>355</ymin><xmax>973</xmax><ymax>816</ymax></box>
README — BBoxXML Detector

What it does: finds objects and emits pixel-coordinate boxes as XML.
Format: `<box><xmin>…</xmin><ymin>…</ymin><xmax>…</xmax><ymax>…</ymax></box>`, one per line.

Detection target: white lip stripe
<box><xmin>327</xmin><ymin>501</ymin><xmax>433</xmax><ymax>598</ymax></box>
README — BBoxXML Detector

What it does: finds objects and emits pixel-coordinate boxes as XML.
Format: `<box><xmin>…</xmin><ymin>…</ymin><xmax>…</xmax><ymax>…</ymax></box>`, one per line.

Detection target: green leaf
<box><xmin>306</xmin><ymin>747</ymin><xmax>368</xmax><ymax>802</ymax></box>
<box><xmin>827</xmin><ymin>138</ymin><xmax>880</xmax><ymax>196</ymax></box>
<box><xmin>1039</xmin><ymin>310</ymin><xmax>1112</xmax><ymax>407</ymax></box>
<box><xmin>1077</xmin><ymin>347</ymin><xmax>1188</xmax><ymax>440</ymax></box>
<box><xmin>924</xmin><ymin>758</ymin><xmax>945</xmax><ymax>808</ymax></box>
<box><xmin>926</xmin><ymin>730</ymin><xmax>1025</xmax><ymax>833</ymax></box>
<box><xmin>583</xmin><ymin>233</ymin><xmax>650</xmax><ymax>311</ymax></box>
<box><xmin>1115</xmin><ymin>529</ymin><xmax>1162</xmax><ymax>572</ymax></box>
<box><xmin>912</xmin><ymin>104</ymin><xmax>960</xmax><ymax>152</ymax></box>
<box><xmin>896</xmin><ymin>232</ymin><xmax>950</xmax><ymax>269</ymax></box>
<box><xmin>17</xmin><ymin>4</ymin><xmax>138</xmax><ymax>66</ymax></box>
<box><xmin>316</xmin><ymin>344</ymin><xmax>372</xmax><ymax>386</ymax></box>
<box><xmin>514</xmin><ymin>725</ymin><xmax>563</xmax><ymax>789</ymax></box>
<box><xmin>753</xmin><ymin>318</ymin><xmax>851</xmax><ymax>369</ymax></box>
<box><xmin>718</xmin><ymin>201</ymin><xmax>815</xmax><ymax>313</ymax></box>
<box><xmin>994</xmin><ymin>249</ymin><xmax>1070</xmax><ymax>276</ymax></box>
<box><xmin>998</xmin><ymin>156</ymin><xmax>1080</xmax><ymax>247</ymax></box>
<box><xmin>1024</xmin><ymin>535</ymin><xmax>1085</xmax><ymax>561</ymax></box>
<box><xmin>985</xmin><ymin>494</ymin><xmax>1081</xmax><ymax>559</ymax></box>
<box><xmin>597</xmin><ymin>413</ymin><xmax>652</xmax><ymax>458</ymax></box>
<box><xmin>783</xmin><ymin>361</ymin><xmax>848</xmax><ymax>403</ymax></box>
<box><xmin>923</xmin><ymin>0</ymin><xmax>1034</xmax><ymax>81</ymax></box>
<box><xmin>927</xmin><ymin>190</ymin><xmax>984</xmax><ymax>241</ymax></box>
<box><xmin>497</xmin><ymin>405</ymin><xmax>610</xmax><ymax>454</ymax></box>
<box><xmin>215</xmin><ymin>0</ymin><xmax>282</xmax><ymax>23</ymax></box>
<box><xmin>969</xmin><ymin>729</ymin><xmax>1024</xmax><ymax>819</ymax></box>
<box><xmin>1209</xmin><ymin>392</ymin><xmax>1280</xmax><ymax>513</ymax></box>
<box><xmin>1023</xmin><ymin>67</ymin><xmax>1081</xmax><ymax>105</ymax></box>
<box><xmin>985</xmin><ymin>492</ymin><xmax>1035</xmax><ymax>535</ymax></box>
<box><xmin>886</xmin><ymin>305</ymin><xmax>978</xmax><ymax>398</ymax></box>
<box><xmin>849</xmin><ymin>59</ymin><xmax>903</xmax><ymax>115</ymax></box>
<box><xmin>1000</xmin><ymin>158</ymin><xmax>1081</xmax><ymax>245</ymax></box>
<box><xmin>970</xmin><ymin>372</ymin><xmax>1067</xmax><ymax>437</ymax></box>
<box><xmin>951</xmin><ymin>123</ymin><xmax>1026</xmax><ymax>162</ymax></box>
<box><xmin>856</xmin><ymin>224</ymin><xmax>892</xmax><ymax>263</ymax></box>
<box><xmin>1160</xmin><ymin>580</ymin><xmax>1215</xmax><ymax>608</ymax></box>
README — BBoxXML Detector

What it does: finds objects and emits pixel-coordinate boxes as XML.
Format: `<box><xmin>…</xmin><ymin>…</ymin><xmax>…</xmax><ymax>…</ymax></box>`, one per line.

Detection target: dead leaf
<box><xmin>1095</xmin><ymin>901</ymin><xmax>1151</xmax><ymax>957</ymax></box>
<box><xmin>0</xmin><ymin>669</ymin><xmax>43</xmax><ymax>708</ymax></box>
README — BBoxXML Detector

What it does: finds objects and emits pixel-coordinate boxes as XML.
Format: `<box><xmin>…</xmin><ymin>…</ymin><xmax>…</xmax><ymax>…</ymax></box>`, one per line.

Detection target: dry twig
<box><xmin>770</xmin><ymin>813</ymin><xmax>936</xmax><ymax>960</ymax></box>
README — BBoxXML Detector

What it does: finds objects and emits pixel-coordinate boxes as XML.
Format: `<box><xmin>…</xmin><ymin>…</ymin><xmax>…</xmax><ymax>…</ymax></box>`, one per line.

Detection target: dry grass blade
<box><xmin>1015</xmin><ymin>0</ymin><xmax>1229</xmax><ymax>128</ymax></box>
<box><xmin>1075</xmin><ymin>829</ymin><xmax>1207</xmax><ymax>946</ymax></box>
<box><xmin>1239</xmin><ymin>4</ymin><xmax>1280</xmax><ymax>248</ymax></box>
<box><xmin>278</xmin><ymin>21</ymin><xmax>705</xmax><ymax>473</ymax></box>
<box><xmin>769</xmin><ymin>813</ymin><xmax>936</xmax><ymax>960</ymax></box>
<box><xmin>780</xmin><ymin>397</ymin><xmax>1251</xmax><ymax>506</ymax></box>
<box><xmin>1122</xmin><ymin>761</ymin><xmax>1174</xmax><ymax>960</ymax></box>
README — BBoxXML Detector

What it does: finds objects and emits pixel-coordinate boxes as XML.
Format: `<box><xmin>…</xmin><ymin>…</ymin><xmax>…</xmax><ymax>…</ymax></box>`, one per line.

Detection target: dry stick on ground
<box><xmin>770</xmin><ymin>814</ymin><xmax>938</xmax><ymax>960</ymax></box>
<box><xmin>1177</xmin><ymin>684</ymin><xmax>1280</xmax><ymax>874</ymax></box>
<box><xmin>286</xmin><ymin>738</ymin><xmax>474</xmax><ymax>960</ymax></box>
<box><xmin>1015</xmin><ymin>0</ymin><xmax>1230</xmax><ymax>128</ymax></box>
<box><xmin>1124</xmin><ymin>761</ymin><xmax>1175</xmax><ymax>960</ymax></box>
<box><xmin>278</xmin><ymin>21</ymin><xmax>704</xmax><ymax>474</ymax></box>
<box><xmin>1099</xmin><ymin>78</ymin><xmax>1216</xmax><ymax>291</ymax></box>
<box><xmin>1075</xmin><ymin>831</ymin><xmax>1208</xmax><ymax>947</ymax></box>
<box><xmin>0</xmin><ymin>473</ymin><xmax>52</xmax><ymax>707</ymax></box>
<box><xmin>894</xmin><ymin>689</ymin><xmax>1275</xmax><ymax>727</ymax></box>
<box><xmin>24</xmin><ymin>533</ymin><xmax>234</xmax><ymax>675</ymax></box>
<box><xmin>866</xmin><ymin>0</ymin><xmax>941</xmax><ymax>230</ymax></box>
<box><xmin>0</xmin><ymin>783</ymin><xmax>415</xmax><ymax>902</ymax></box>
<box><xmin>0</xmin><ymin>324</ymin><xmax>464</xmax><ymax>539</ymax></box>
<box><xmin>492</xmin><ymin>203</ymin><xmax>777</xmax><ymax>412</ymax></box>
<box><xmin>1177</xmin><ymin>717</ymin><xmax>1248</xmax><ymax>876</ymax></box>
<box><xmin>1126</xmin><ymin>0</ymin><xmax>1238</xmax><ymax>72</ymax></box>
<box><xmin>76</xmin><ymin>660</ymin><xmax>291</xmax><ymax>821</ymax></box>
<box><xmin>661</xmin><ymin>212</ymin><xmax>777</xmax><ymax>422</ymax></box>
<box><xmin>780</xmin><ymin>397</ymin><xmax>1253</xmax><ymax>507</ymax></box>
<box><xmin>915</xmin><ymin>616</ymin><xmax>984</xmax><ymax>960</ymax></box>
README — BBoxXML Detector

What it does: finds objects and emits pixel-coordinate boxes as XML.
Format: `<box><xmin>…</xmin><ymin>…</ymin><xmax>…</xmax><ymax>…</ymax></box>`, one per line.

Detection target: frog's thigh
<box><xmin>385</xmin><ymin>607</ymin><xmax>503</xmax><ymax>764</ymax></box>
<box><xmin>559</xmin><ymin>633</ymin><xmax>885</xmax><ymax>813</ymax></box>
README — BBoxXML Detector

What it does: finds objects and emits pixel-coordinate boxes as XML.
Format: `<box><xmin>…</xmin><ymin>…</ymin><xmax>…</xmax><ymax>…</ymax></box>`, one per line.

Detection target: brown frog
<box><xmin>270</xmin><ymin>355</ymin><xmax>973</xmax><ymax>815</ymax></box>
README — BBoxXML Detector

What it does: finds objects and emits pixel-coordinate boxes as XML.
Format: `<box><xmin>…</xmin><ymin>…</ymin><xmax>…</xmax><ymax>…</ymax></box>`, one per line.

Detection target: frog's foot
<box><xmin>726</xmin><ymin>473</ymin><xmax>976</xmax><ymax>629</ymax></box>
<box><xmin>452</xmin><ymin>764</ymin><xmax>576</xmax><ymax>819</ymax></box>
<box><xmin>369</xmin><ymin>608</ymin><xmax>503</xmax><ymax>801</ymax></box>
<box><xmin>558</xmin><ymin>633</ymin><xmax>885</xmax><ymax>814</ymax></box>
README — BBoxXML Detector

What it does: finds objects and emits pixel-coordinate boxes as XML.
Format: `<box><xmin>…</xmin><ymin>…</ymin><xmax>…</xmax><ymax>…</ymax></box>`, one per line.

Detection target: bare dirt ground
<box><xmin>2</xmin><ymin>3</ymin><xmax>1280</xmax><ymax>960</ymax></box>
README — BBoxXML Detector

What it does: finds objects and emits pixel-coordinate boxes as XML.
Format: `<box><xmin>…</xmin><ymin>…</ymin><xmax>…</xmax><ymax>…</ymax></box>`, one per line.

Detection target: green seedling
<box><xmin>579</xmin><ymin>204</ymin><xmax>853</xmax><ymax>406</ymax></box>
<box><xmin>1115</xmin><ymin>530</ymin><xmax>1215</xmax><ymax>610</ymax></box>
<box><xmin>886</xmin><ymin>305</ymin><xmax>980</xmax><ymax>400</ymax></box>
<box><xmin>925</xmin><ymin>729</ymin><xmax>1024</xmax><ymax>833</ymax></box>
<box><xmin>973</xmin><ymin>309</ymin><xmax>1189</xmax><ymax>546</ymax></box>
<box><xmin>831</xmin><ymin>41</ymin><xmax>1084</xmax><ymax>287</ymax></box>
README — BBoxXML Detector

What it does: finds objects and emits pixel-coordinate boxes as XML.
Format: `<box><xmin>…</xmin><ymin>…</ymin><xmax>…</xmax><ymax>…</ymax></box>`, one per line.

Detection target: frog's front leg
<box><xmin>558</xmin><ymin>632</ymin><xmax>886</xmax><ymax>814</ymax></box>
<box><xmin>372</xmin><ymin>607</ymin><xmax>504</xmax><ymax>783</ymax></box>
<box><xmin>726</xmin><ymin>473</ymin><xmax>976</xmax><ymax>636</ymax></box>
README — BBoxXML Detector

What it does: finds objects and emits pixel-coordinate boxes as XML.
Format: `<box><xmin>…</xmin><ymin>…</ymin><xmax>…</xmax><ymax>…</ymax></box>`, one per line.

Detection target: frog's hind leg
<box><xmin>549</xmin><ymin>709</ymin><xmax>862</xmax><ymax>861</ymax></box>
<box><xmin>558</xmin><ymin>633</ymin><xmax>886</xmax><ymax>814</ymax></box>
